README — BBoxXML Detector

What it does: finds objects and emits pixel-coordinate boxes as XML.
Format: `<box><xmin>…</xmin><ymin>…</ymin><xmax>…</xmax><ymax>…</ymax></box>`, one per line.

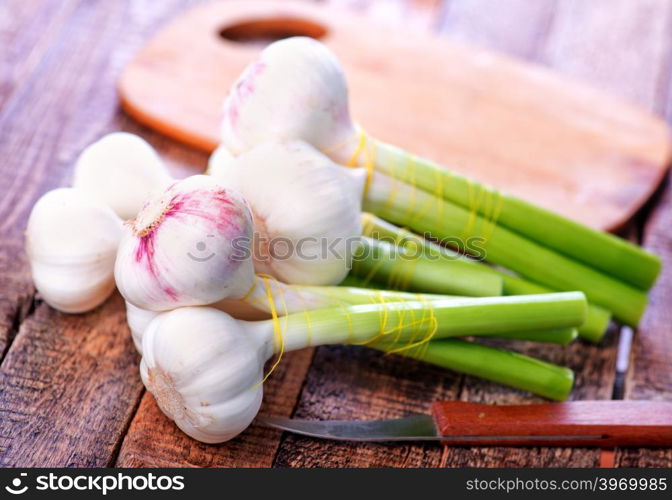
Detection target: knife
<box><xmin>258</xmin><ymin>401</ymin><xmax>672</xmax><ymax>447</ymax></box>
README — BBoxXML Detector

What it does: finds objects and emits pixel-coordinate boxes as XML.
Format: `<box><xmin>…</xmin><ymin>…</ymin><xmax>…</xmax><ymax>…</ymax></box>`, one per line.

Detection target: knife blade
<box><xmin>258</xmin><ymin>401</ymin><xmax>672</xmax><ymax>447</ymax></box>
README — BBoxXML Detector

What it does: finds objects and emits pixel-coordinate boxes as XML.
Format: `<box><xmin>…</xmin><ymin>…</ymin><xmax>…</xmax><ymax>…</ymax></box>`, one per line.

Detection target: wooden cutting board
<box><xmin>118</xmin><ymin>0</ymin><xmax>672</xmax><ymax>231</ymax></box>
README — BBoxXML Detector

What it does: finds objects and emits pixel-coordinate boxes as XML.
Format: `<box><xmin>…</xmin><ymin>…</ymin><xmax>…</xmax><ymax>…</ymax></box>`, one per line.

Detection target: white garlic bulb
<box><xmin>209</xmin><ymin>140</ymin><xmax>364</xmax><ymax>285</ymax></box>
<box><xmin>114</xmin><ymin>175</ymin><xmax>256</xmax><ymax>311</ymax></box>
<box><xmin>206</xmin><ymin>145</ymin><xmax>235</xmax><ymax>174</ymax></box>
<box><xmin>125</xmin><ymin>301</ymin><xmax>159</xmax><ymax>353</ymax></box>
<box><xmin>141</xmin><ymin>307</ymin><xmax>268</xmax><ymax>443</ymax></box>
<box><xmin>26</xmin><ymin>188</ymin><xmax>123</xmax><ymax>313</ymax></box>
<box><xmin>140</xmin><ymin>295</ymin><xmax>585</xmax><ymax>443</ymax></box>
<box><xmin>221</xmin><ymin>37</ymin><xmax>358</xmax><ymax>163</ymax></box>
<box><xmin>73</xmin><ymin>132</ymin><xmax>172</xmax><ymax>220</ymax></box>
<box><xmin>139</xmin><ymin>299</ymin><xmax>445</xmax><ymax>443</ymax></box>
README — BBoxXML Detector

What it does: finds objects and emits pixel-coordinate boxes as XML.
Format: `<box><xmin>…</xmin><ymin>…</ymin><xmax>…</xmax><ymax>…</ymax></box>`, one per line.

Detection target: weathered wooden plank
<box><xmin>439</xmin><ymin>335</ymin><xmax>617</xmax><ymax>467</ymax></box>
<box><xmin>0</xmin><ymin>0</ymin><xmax>324</xmax><ymax>467</ymax></box>
<box><xmin>444</xmin><ymin>0</ymin><xmax>672</xmax><ymax>469</ymax></box>
<box><xmin>272</xmin><ymin>339</ymin><xmax>617</xmax><ymax>467</ymax></box>
<box><xmin>0</xmin><ymin>0</ymin><xmax>80</xmax><ymax>110</ymax></box>
<box><xmin>0</xmin><ymin>295</ymin><xmax>143</xmax><ymax>467</ymax></box>
<box><xmin>466</xmin><ymin>0</ymin><xmax>672</xmax><ymax>468</ymax></box>
<box><xmin>616</xmin><ymin>179</ymin><xmax>672</xmax><ymax>467</ymax></box>
<box><xmin>116</xmin><ymin>349</ymin><xmax>314</xmax><ymax>467</ymax></box>
<box><xmin>0</xmin><ymin>129</ymin><xmax>210</xmax><ymax>467</ymax></box>
<box><xmin>0</xmin><ymin>0</ymin><xmax>83</xmax><ymax>360</ymax></box>
<box><xmin>0</xmin><ymin>248</ymin><xmax>39</xmax><ymax>359</ymax></box>
<box><xmin>0</xmin><ymin>245</ymin><xmax>34</xmax><ymax>359</ymax></box>
<box><xmin>0</xmin><ymin>0</ymin><xmax>208</xmax><ymax>467</ymax></box>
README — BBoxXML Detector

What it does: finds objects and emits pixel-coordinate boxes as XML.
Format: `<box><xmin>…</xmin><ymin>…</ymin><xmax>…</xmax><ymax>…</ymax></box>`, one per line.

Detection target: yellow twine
<box><xmin>304</xmin><ymin>273</ymin><xmax>440</xmax><ymax>355</ymax></box>
<box><xmin>240</xmin><ymin>279</ymin><xmax>258</xmax><ymax>301</ymax></box>
<box><xmin>403</xmin><ymin>154</ymin><xmax>439</xmax><ymax>226</ymax></box>
<box><xmin>354</xmin><ymin>290</ymin><xmax>439</xmax><ymax>353</ymax></box>
<box><xmin>385</xmin><ymin>294</ymin><xmax>438</xmax><ymax>354</ymax></box>
<box><xmin>395</xmin><ymin>227</ymin><xmax>419</xmax><ymax>292</ymax></box>
<box><xmin>433</xmin><ymin>158</ymin><xmax>446</xmax><ymax>229</ymax></box>
<box><xmin>361</xmin><ymin>212</ymin><xmax>376</xmax><ymax>238</ymax></box>
<box><xmin>257</xmin><ymin>274</ymin><xmax>289</xmax><ymax>384</ymax></box>
<box><xmin>352</xmin><ymin>240</ymin><xmax>387</xmax><ymax>288</ymax></box>
<box><xmin>481</xmin><ymin>188</ymin><xmax>504</xmax><ymax>248</ymax></box>
<box><xmin>289</xmin><ymin>284</ymin><xmax>314</xmax><ymax>346</ymax></box>
<box><xmin>338</xmin><ymin>300</ymin><xmax>356</xmax><ymax>344</ymax></box>
<box><xmin>346</xmin><ymin>129</ymin><xmax>376</xmax><ymax>195</ymax></box>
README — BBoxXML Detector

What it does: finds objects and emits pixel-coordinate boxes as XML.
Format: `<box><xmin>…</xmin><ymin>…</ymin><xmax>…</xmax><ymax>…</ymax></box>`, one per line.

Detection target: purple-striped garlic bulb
<box><xmin>114</xmin><ymin>175</ymin><xmax>255</xmax><ymax>311</ymax></box>
<box><xmin>221</xmin><ymin>37</ymin><xmax>359</xmax><ymax>164</ymax></box>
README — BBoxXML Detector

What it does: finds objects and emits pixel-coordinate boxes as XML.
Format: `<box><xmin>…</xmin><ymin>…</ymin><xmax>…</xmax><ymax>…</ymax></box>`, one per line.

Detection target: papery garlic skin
<box><xmin>140</xmin><ymin>307</ymin><xmax>268</xmax><ymax>443</ymax></box>
<box><xmin>115</xmin><ymin>175</ymin><xmax>255</xmax><ymax>311</ymax></box>
<box><xmin>206</xmin><ymin>145</ymin><xmax>235</xmax><ymax>176</ymax></box>
<box><xmin>26</xmin><ymin>188</ymin><xmax>123</xmax><ymax>313</ymax></box>
<box><xmin>73</xmin><ymin>132</ymin><xmax>172</xmax><ymax>220</ymax></box>
<box><xmin>221</xmin><ymin>37</ymin><xmax>358</xmax><ymax>162</ymax></box>
<box><xmin>125</xmin><ymin>301</ymin><xmax>159</xmax><ymax>353</ymax></box>
<box><xmin>210</xmin><ymin>140</ymin><xmax>364</xmax><ymax>285</ymax></box>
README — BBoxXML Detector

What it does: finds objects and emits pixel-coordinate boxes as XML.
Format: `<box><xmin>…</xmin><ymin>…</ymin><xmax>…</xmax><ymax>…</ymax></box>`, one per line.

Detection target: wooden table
<box><xmin>1</xmin><ymin>0</ymin><xmax>670</xmax><ymax>468</ymax></box>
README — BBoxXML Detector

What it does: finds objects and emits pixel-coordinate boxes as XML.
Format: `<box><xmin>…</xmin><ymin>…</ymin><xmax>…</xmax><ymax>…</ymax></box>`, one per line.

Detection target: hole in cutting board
<box><xmin>219</xmin><ymin>17</ymin><xmax>327</xmax><ymax>45</ymax></box>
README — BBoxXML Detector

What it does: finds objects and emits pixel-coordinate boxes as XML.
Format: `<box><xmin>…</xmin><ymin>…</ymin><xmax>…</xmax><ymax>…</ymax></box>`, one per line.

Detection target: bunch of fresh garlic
<box><xmin>113</xmin><ymin>171</ymin><xmax>443</xmax><ymax>342</ymax></box>
<box><xmin>140</xmin><ymin>291</ymin><xmax>583</xmax><ymax>443</ymax></box>
<box><xmin>218</xmin><ymin>36</ymin><xmax>657</xmax><ymax>331</ymax></box>
<box><xmin>123</xmin><ymin>177</ymin><xmax>583</xmax><ymax>443</ymax></box>
<box><xmin>115</xmin><ymin>172</ymin><xmax>377</xmax><ymax>349</ymax></box>
<box><xmin>26</xmin><ymin>133</ymin><xmax>172</xmax><ymax>313</ymax></box>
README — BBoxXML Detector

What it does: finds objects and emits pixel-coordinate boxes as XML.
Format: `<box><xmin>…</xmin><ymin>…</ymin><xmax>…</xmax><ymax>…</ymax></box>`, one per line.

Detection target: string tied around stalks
<box><xmin>250</xmin><ymin>273</ymin><xmax>440</xmax><ymax>385</ymax></box>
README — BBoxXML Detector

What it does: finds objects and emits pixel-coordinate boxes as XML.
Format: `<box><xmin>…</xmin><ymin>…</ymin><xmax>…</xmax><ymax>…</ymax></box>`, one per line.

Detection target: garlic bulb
<box><xmin>140</xmin><ymin>291</ymin><xmax>585</xmax><ymax>442</ymax></box>
<box><xmin>26</xmin><ymin>188</ymin><xmax>123</xmax><ymax>313</ymax></box>
<box><xmin>221</xmin><ymin>37</ymin><xmax>358</xmax><ymax>162</ymax></box>
<box><xmin>114</xmin><ymin>175</ymin><xmax>256</xmax><ymax>311</ymax></box>
<box><xmin>206</xmin><ymin>145</ymin><xmax>235</xmax><ymax>174</ymax></box>
<box><xmin>126</xmin><ymin>301</ymin><xmax>159</xmax><ymax>353</ymax></box>
<box><xmin>73</xmin><ymin>132</ymin><xmax>172</xmax><ymax>220</ymax></box>
<box><xmin>141</xmin><ymin>307</ymin><xmax>267</xmax><ymax>443</ymax></box>
<box><xmin>139</xmin><ymin>302</ymin><xmax>427</xmax><ymax>443</ymax></box>
<box><xmin>209</xmin><ymin>140</ymin><xmax>364</xmax><ymax>285</ymax></box>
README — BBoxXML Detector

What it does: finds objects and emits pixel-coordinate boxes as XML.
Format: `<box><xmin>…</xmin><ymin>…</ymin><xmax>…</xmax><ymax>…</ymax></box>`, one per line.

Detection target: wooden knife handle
<box><xmin>431</xmin><ymin>401</ymin><xmax>672</xmax><ymax>447</ymax></box>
